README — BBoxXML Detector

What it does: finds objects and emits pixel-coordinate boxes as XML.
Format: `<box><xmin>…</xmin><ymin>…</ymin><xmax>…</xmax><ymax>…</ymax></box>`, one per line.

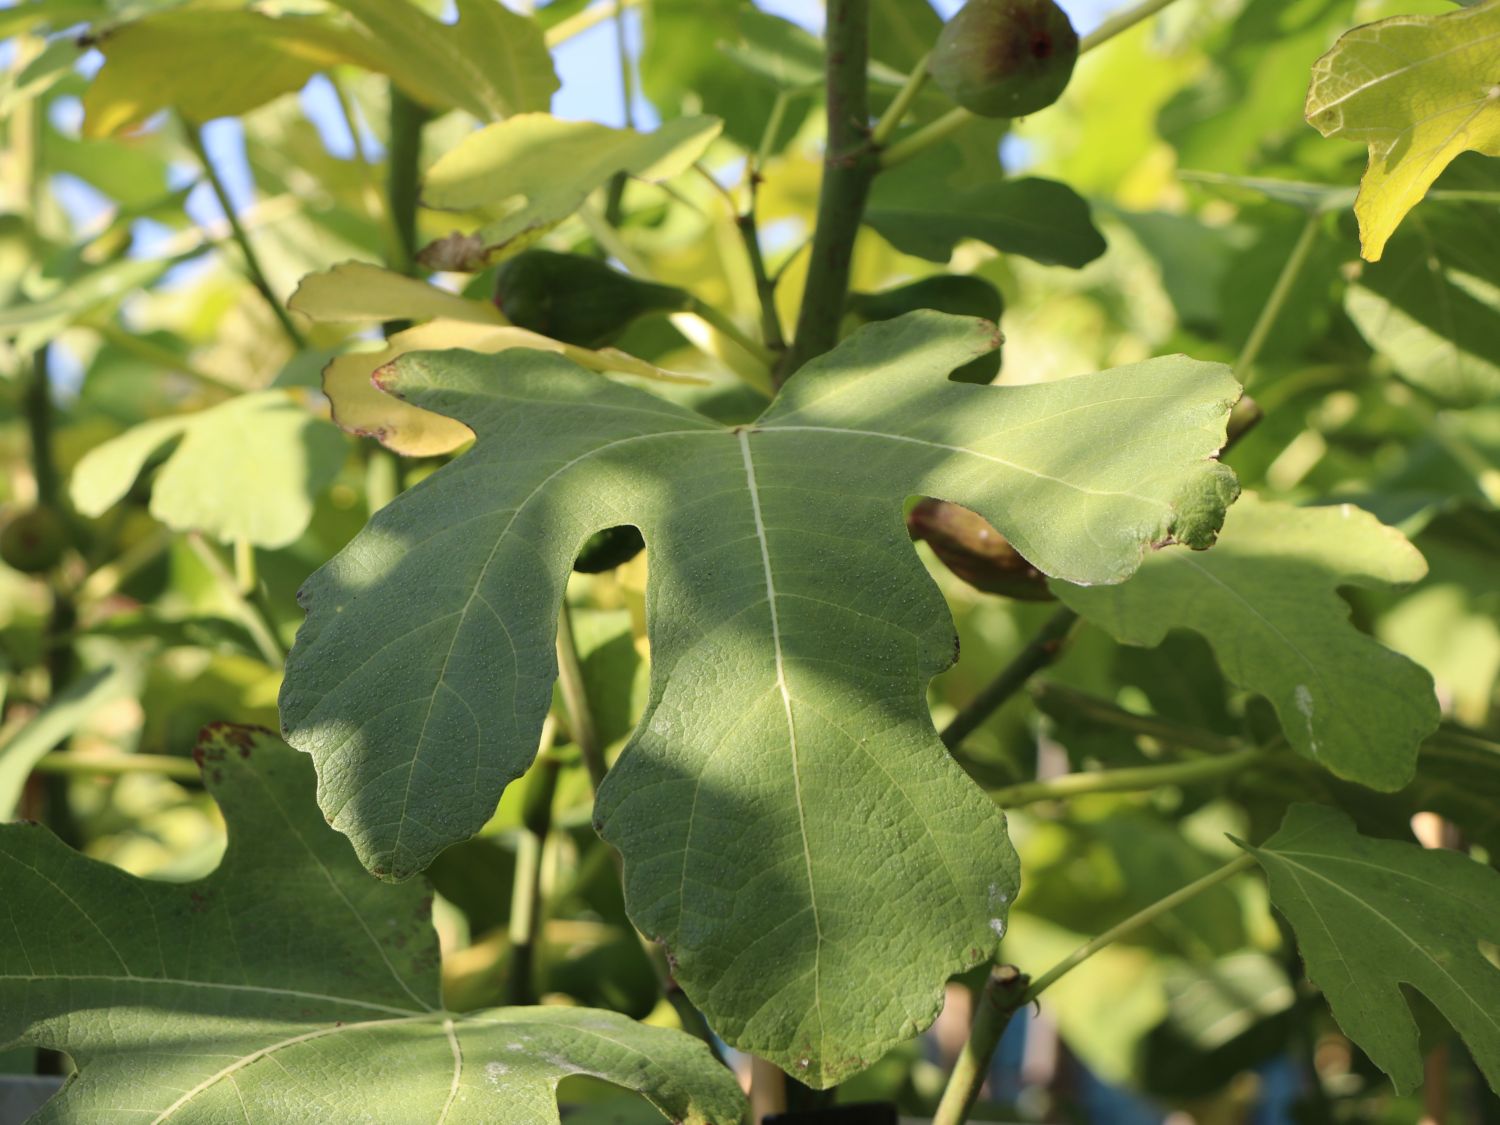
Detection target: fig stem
<box><xmin>939</xmin><ymin>606</ymin><xmax>1079</xmax><ymax>748</ymax></box>
<box><xmin>1235</xmin><ymin>209</ymin><xmax>1323</xmax><ymax>382</ymax></box>
<box><xmin>934</xmin><ymin>854</ymin><xmax>1257</xmax><ymax>1124</ymax></box>
<box><xmin>988</xmin><ymin>745</ymin><xmax>1270</xmax><ymax>808</ymax></box>
<box><xmin>881</xmin><ymin>0</ymin><xmax>1192</xmax><ymax>170</ymax></box>
<box><xmin>184</xmin><ymin>122</ymin><xmax>308</xmax><ymax>352</ymax></box>
<box><xmin>870</xmin><ymin>49</ymin><xmax>932</xmax><ymax>147</ymax></box>
<box><xmin>780</xmin><ymin>0</ymin><xmax>878</xmax><ymax>381</ymax></box>
<box><xmin>555</xmin><ymin>602</ymin><xmax>607</xmax><ymax>792</ymax></box>
<box><xmin>545</xmin><ymin>0</ymin><xmax>643</xmax><ymax>48</ymax></box>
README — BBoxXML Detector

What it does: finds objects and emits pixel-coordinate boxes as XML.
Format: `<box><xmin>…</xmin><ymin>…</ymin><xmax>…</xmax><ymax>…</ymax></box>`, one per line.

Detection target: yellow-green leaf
<box><xmin>323</xmin><ymin>319</ymin><xmax>704</xmax><ymax>457</ymax></box>
<box><xmin>289</xmin><ymin>262</ymin><xmax>505</xmax><ymax>326</ymax></box>
<box><xmin>1305</xmin><ymin>0</ymin><xmax>1500</xmax><ymax>261</ymax></box>
<box><xmin>83</xmin><ymin>10</ymin><xmax>370</xmax><ymax>137</ymax></box>
<box><xmin>419</xmin><ymin>114</ymin><xmax>722</xmax><ymax>270</ymax></box>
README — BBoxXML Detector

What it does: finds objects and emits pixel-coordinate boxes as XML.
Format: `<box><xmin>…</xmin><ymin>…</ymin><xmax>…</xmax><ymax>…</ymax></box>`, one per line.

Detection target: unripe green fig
<box><xmin>847</xmin><ymin>275</ymin><xmax>1003</xmax><ymax>384</ymax></box>
<box><xmin>574</xmin><ymin>525</ymin><xmax>645</xmax><ymax>573</ymax></box>
<box><xmin>0</xmin><ymin>506</ymin><xmax>69</xmax><ymax>574</ymax></box>
<box><xmin>929</xmin><ymin>0</ymin><xmax>1079</xmax><ymax>119</ymax></box>
<box><xmin>493</xmin><ymin>251</ymin><xmax>690</xmax><ymax>349</ymax></box>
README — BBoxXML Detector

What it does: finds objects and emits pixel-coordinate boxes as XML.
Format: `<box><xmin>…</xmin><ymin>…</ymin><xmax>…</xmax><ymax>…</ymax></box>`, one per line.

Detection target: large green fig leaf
<box><xmin>0</xmin><ymin>725</ymin><xmax>744</xmax><ymax>1125</ymax></box>
<box><xmin>1054</xmin><ymin>495</ymin><xmax>1439</xmax><ymax>791</ymax></box>
<box><xmin>70</xmin><ymin>390</ymin><xmax>347</xmax><ymax>549</ymax></box>
<box><xmin>1240</xmin><ymin>804</ymin><xmax>1500</xmax><ymax>1094</ymax></box>
<box><xmin>1304</xmin><ymin>0</ymin><xmax>1500</xmax><ymax>261</ymax></box>
<box><xmin>280</xmin><ymin>311</ymin><xmax>1239</xmax><ymax>1083</ymax></box>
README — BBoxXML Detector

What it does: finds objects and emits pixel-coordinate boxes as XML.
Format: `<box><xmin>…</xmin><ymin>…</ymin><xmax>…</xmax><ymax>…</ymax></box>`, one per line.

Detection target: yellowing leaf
<box><xmin>83</xmin><ymin>0</ymin><xmax>556</xmax><ymax>138</ymax></box>
<box><xmin>288</xmin><ymin>262</ymin><xmax>505</xmax><ymax>325</ymax></box>
<box><xmin>1305</xmin><ymin>0</ymin><xmax>1500</xmax><ymax>261</ymax></box>
<box><xmin>419</xmin><ymin>114</ymin><xmax>722</xmax><ymax>270</ymax></box>
<box><xmin>83</xmin><ymin>10</ymin><xmax>370</xmax><ymax>137</ymax></box>
<box><xmin>324</xmin><ymin>319</ymin><xmax>703</xmax><ymax>456</ymax></box>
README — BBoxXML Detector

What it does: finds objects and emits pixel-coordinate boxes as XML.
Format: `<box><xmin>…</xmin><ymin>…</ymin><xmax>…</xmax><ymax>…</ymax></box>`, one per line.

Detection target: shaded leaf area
<box><xmin>68</xmin><ymin>390</ymin><xmax>347</xmax><ymax>549</ymax></box>
<box><xmin>1139</xmin><ymin>953</ymin><xmax>1298</xmax><ymax>1100</ymax></box>
<box><xmin>865</xmin><ymin>169</ymin><xmax>1106</xmax><ymax>268</ymax></box>
<box><xmin>418</xmin><ymin>116</ymin><xmax>721</xmax><ymax>271</ymax></box>
<box><xmin>1344</xmin><ymin>195</ymin><xmax>1500</xmax><ymax>405</ymax></box>
<box><xmin>1055</xmin><ymin>495</ymin><xmax>1439</xmax><ymax>790</ymax></box>
<box><xmin>1018</xmin><ymin>812</ymin><xmax>1247</xmax><ymax>957</ymax></box>
<box><xmin>1305</xmin><ymin>0</ymin><xmax>1500</xmax><ymax>261</ymax></box>
<box><xmin>81</xmin><ymin>0</ymin><xmax>555</xmax><ymax>137</ymax></box>
<box><xmin>1242</xmin><ymin>804</ymin><xmax>1500</xmax><ymax>1094</ymax></box>
<box><xmin>279</xmin><ymin>312</ymin><xmax>1239</xmax><ymax>1084</ymax></box>
<box><xmin>0</xmin><ymin>726</ymin><xmax>743</xmax><ymax>1125</ymax></box>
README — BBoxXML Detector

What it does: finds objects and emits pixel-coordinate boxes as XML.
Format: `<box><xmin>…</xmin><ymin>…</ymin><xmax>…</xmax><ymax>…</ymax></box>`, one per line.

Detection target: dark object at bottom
<box><xmin>765</xmin><ymin>1104</ymin><xmax>899</xmax><ymax>1125</ymax></box>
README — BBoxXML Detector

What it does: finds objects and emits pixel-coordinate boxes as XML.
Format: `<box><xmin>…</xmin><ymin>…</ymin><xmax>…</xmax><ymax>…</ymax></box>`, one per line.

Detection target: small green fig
<box><xmin>0</xmin><ymin>506</ymin><xmax>69</xmax><ymax>574</ymax></box>
<box><xmin>847</xmin><ymin>275</ymin><xmax>1004</xmax><ymax>384</ymax></box>
<box><xmin>929</xmin><ymin>0</ymin><xmax>1079</xmax><ymax>119</ymax></box>
<box><xmin>493</xmin><ymin>251</ymin><xmax>690</xmax><ymax>349</ymax></box>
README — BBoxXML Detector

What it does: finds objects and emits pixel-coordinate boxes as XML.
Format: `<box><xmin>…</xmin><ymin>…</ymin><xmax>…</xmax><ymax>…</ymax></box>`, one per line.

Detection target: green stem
<box><xmin>603</xmin><ymin>0</ymin><xmax>636</xmax><ymax>225</ymax></box>
<box><xmin>779</xmin><ymin>0</ymin><xmax>877</xmax><ymax>381</ymax></box>
<box><xmin>385</xmin><ymin>87</ymin><xmax>431</xmax><ymax>280</ymax></box>
<box><xmin>1077</xmin><ymin>0</ymin><xmax>1184</xmax><ymax>52</ymax></box>
<box><xmin>545</xmin><ymin>0</ymin><xmax>643</xmax><ymax>47</ymax></box>
<box><xmin>1022</xmin><ymin>854</ymin><xmax>1257</xmax><ymax>1001</ymax></box>
<box><xmin>870</xmin><ymin>50</ymin><xmax>931</xmax><ymax>148</ymax></box>
<box><xmin>882</xmin><ymin>0</ymin><xmax>1191</xmax><ymax>171</ymax></box>
<box><xmin>1028</xmin><ymin>682</ymin><xmax>1244</xmax><ymax>757</ymax></box>
<box><xmin>735</xmin><ymin>207</ymin><xmax>786</xmax><ymax>356</ymax></box>
<box><xmin>186</xmin><ymin>534</ymin><xmax>285</xmax><ymax>666</ymax></box>
<box><xmin>931</xmin><ymin>966</ymin><xmax>1030</xmax><ymax>1125</ymax></box>
<box><xmin>879</xmin><ymin>106</ymin><xmax>970</xmax><ymax>171</ymax></box>
<box><xmin>687</xmin><ymin>296</ymin><xmax>776</xmax><ymax>367</ymax></box>
<box><xmin>1234</xmin><ymin>209</ymin><xmax>1322</xmax><ymax>381</ymax></box>
<box><xmin>24</xmin><ymin>347</ymin><xmax>60</xmax><ymax>508</ymax></box>
<box><xmin>940</xmin><ymin>607</ymin><xmax>1079</xmax><ymax>749</ymax></box>
<box><xmin>988</xmin><ymin>746</ymin><xmax>1267</xmax><ymax>808</ymax></box>
<box><xmin>933</xmin><ymin>854</ymin><xmax>1257</xmax><ymax>1124</ymax></box>
<box><xmin>555</xmin><ymin>602</ymin><xmax>607</xmax><ymax>791</ymax></box>
<box><xmin>184</xmin><ymin>125</ymin><xmax>307</xmax><ymax>350</ymax></box>
<box><xmin>506</xmin><ymin>718</ymin><xmax>559</xmax><ymax>1007</ymax></box>
<box><xmin>32</xmin><ymin>752</ymin><xmax>201</xmax><ymax>782</ymax></box>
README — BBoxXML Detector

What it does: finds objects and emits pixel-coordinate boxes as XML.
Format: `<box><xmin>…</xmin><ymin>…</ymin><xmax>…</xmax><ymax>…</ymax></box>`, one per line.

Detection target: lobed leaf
<box><xmin>0</xmin><ymin>726</ymin><xmax>745</xmax><ymax>1124</ymax></box>
<box><xmin>1241</xmin><ymin>804</ymin><xmax>1500</xmax><ymax>1094</ymax></box>
<box><xmin>1304</xmin><ymin>0</ymin><xmax>1500</xmax><ymax>261</ymax></box>
<box><xmin>289</xmin><ymin>262</ymin><xmax>507</xmax><ymax>326</ymax></box>
<box><xmin>280</xmin><ymin>311</ymin><xmax>1239</xmax><ymax>1082</ymax></box>
<box><xmin>322</xmin><ymin>319</ymin><xmax>703</xmax><ymax>457</ymax></box>
<box><xmin>1055</xmin><ymin>495</ymin><xmax>1440</xmax><ymax>790</ymax></box>
<box><xmin>70</xmin><ymin>390</ymin><xmax>347</xmax><ymax>549</ymax></box>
